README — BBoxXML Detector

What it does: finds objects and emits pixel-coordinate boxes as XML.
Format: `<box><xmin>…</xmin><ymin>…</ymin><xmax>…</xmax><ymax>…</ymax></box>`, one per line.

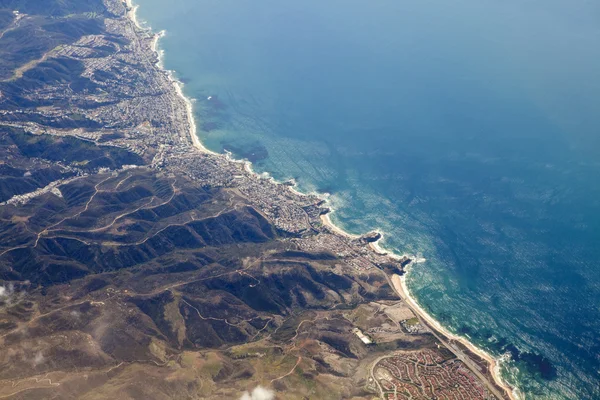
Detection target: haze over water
<box><xmin>135</xmin><ymin>0</ymin><xmax>600</xmax><ymax>398</ymax></box>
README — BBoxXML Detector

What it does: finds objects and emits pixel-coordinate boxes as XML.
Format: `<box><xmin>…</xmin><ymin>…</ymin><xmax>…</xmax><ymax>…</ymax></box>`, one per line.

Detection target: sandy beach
<box><xmin>320</xmin><ymin>213</ymin><xmax>360</xmax><ymax>239</ymax></box>
<box><xmin>321</xmin><ymin>206</ymin><xmax>517</xmax><ymax>399</ymax></box>
<box><xmin>125</xmin><ymin>0</ymin><xmax>217</xmax><ymax>156</ymax></box>
<box><xmin>172</xmin><ymin>76</ymin><xmax>218</xmax><ymax>155</ymax></box>
<box><xmin>392</xmin><ymin>272</ymin><xmax>519</xmax><ymax>400</ymax></box>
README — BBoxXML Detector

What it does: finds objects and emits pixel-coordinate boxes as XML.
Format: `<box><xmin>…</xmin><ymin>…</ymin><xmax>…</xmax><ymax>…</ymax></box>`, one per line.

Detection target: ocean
<box><xmin>134</xmin><ymin>0</ymin><xmax>600</xmax><ymax>398</ymax></box>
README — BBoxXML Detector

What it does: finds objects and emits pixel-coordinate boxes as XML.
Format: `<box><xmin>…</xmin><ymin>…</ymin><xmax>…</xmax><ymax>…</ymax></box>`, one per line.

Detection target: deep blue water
<box><xmin>135</xmin><ymin>0</ymin><xmax>600</xmax><ymax>398</ymax></box>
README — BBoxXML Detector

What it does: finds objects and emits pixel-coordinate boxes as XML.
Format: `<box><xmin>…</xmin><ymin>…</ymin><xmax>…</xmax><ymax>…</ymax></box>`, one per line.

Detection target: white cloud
<box><xmin>0</xmin><ymin>284</ymin><xmax>16</xmax><ymax>305</ymax></box>
<box><xmin>240</xmin><ymin>386</ymin><xmax>275</xmax><ymax>400</ymax></box>
<box><xmin>0</xmin><ymin>284</ymin><xmax>25</xmax><ymax>308</ymax></box>
<box><xmin>0</xmin><ymin>283</ymin><xmax>14</xmax><ymax>297</ymax></box>
<box><xmin>33</xmin><ymin>351</ymin><xmax>44</xmax><ymax>366</ymax></box>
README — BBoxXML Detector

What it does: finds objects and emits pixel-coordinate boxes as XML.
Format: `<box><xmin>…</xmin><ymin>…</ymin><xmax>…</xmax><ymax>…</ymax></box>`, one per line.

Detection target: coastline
<box><xmin>392</xmin><ymin>272</ymin><xmax>519</xmax><ymax>400</ymax></box>
<box><xmin>320</xmin><ymin>213</ymin><xmax>360</xmax><ymax>239</ymax></box>
<box><xmin>125</xmin><ymin>0</ymin><xmax>217</xmax><ymax>156</ymax></box>
<box><xmin>123</xmin><ymin>1</ymin><xmax>518</xmax><ymax>399</ymax></box>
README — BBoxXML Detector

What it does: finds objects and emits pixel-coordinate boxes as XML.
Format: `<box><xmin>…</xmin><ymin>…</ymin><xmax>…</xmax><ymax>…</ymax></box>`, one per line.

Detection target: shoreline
<box><xmin>320</xmin><ymin>213</ymin><xmax>360</xmax><ymax>239</ymax></box>
<box><xmin>126</xmin><ymin>0</ymin><xmax>217</xmax><ymax>156</ymax></box>
<box><xmin>123</xmin><ymin>1</ymin><xmax>518</xmax><ymax>399</ymax></box>
<box><xmin>392</xmin><ymin>272</ymin><xmax>519</xmax><ymax>400</ymax></box>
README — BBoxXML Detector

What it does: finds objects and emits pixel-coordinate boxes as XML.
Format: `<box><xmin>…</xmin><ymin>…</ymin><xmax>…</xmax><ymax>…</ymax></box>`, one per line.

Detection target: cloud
<box><xmin>33</xmin><ymin>351</ymin><xmax>44</xmax><ymax>366</ymax></box>
<box><xmin>0</xmin><ymin>283</ymin><xmax>15</xmax><ymax>296</ymax></box>
<box><xmin>240</xmin><ymin>386</ymin><xmax>275</xmax><ymax>400</ymax></box>
<box><xmin>0</xmin><ymin>284</ymin><xmax>15</xmax><ymax>305</ymax></box>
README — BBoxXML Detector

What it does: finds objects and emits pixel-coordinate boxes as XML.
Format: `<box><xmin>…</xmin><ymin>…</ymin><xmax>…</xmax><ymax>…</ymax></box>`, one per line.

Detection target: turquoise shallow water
<box><xmin>135</xmin><ymin>0</ymin><xmax>600</xmax><ymax>398</ymax></box>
